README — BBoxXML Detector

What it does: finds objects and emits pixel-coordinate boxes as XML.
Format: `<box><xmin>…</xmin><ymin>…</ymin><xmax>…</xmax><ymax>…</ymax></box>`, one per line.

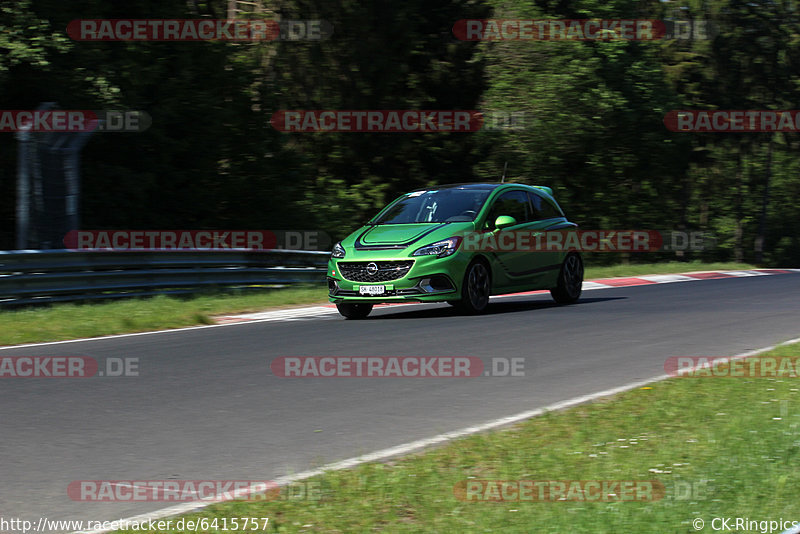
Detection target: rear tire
<box><xmin>550</xmin><ymin>253</ymin><xmax>583</xmax><ymax>305</ymax></box>
<box><xmin>458</xmin><ymin>260</ymin><xmax>491</xmax><ymax>314</ymax></box>
<box><xmin>336</xmin><ymin>303</ymin><xmax>373</xmax><ymax>319</ymax></box>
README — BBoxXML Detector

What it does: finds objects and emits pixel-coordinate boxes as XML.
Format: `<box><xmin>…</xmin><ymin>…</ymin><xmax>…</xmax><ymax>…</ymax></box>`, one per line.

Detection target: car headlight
<box><xmin>412</xmin><ymin>237</ymin><xmax>462</xmax><ymax>258</ymax></box>
<box><xmin>331</xmin><ymin>242</ymin><xmax>346</xmax><ymax>258</ymax></box>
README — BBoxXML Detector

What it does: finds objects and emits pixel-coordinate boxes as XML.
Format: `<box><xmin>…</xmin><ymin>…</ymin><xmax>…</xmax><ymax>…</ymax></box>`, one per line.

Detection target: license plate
<box><xmin>359</xmin><ymin>285</ymin><xmax>385</xmax><ymax>296</ymax></box>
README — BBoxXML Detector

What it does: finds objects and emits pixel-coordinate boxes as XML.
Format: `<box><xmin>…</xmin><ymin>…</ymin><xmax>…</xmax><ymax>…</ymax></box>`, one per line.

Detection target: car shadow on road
<box><xmin>368</xmin><ymin>296</ymin><xmax>627</xmax><ymax>320</ymax></box>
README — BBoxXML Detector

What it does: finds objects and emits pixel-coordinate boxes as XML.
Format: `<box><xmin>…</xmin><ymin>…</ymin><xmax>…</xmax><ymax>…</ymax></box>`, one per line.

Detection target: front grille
<box><xmin>337</xmin><ymin>261</ymin><xmax>414</xmax><ymax>283</ymax></box>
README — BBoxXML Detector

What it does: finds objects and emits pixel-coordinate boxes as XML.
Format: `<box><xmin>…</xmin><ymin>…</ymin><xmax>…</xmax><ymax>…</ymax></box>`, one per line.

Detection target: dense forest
<box><xmin>1</xmin><ymin>0</ymin><xmax>799</xmax><ymax>265</ymax></box>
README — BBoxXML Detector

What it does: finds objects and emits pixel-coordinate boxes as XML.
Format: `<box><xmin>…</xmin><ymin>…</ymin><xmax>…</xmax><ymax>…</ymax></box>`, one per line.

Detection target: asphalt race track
<box><xmin>1</xmin><ymin>273</ymin><xmax>799</xmax><ymax>527</ymax></box>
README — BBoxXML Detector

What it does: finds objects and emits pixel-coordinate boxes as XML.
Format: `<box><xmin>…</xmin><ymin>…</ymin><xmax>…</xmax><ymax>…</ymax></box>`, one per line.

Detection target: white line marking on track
<box><xmin>636</xmin><ymin>274</ymin><xmax>699</xmax><ymax>283</ymax></box>
<box><xmin>580</xmin><ymin>281</ymin><xmax>617</xmax><ymax>290</ymax></box>
<box><xmin>722</xmin><ymin>270</ymin><xmax>770</xmax><ymax>277</ymax></box>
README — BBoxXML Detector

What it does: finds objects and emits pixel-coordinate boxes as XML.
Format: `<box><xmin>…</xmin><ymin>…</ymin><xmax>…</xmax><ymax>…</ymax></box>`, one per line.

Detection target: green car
<box><xmin>327</xmin><ymin>183</ymin><xmax>583</xmax><ymax>319</ymax></box>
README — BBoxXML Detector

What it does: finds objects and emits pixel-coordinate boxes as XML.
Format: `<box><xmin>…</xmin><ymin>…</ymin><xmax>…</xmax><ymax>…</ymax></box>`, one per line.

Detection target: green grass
<box><xmin>0</xmin><ymin>262</ymin><xmax>755</xmax><ymax>347</ymax></box>
<box><xmin>0</xmin><ymin>286</ymin><xmax>325</xmax><ymax>346</ymax></box>
<box><xmin>115</xmin><ymin>341</ymin><xmax>800</xmax><ymax>533</ymax></box>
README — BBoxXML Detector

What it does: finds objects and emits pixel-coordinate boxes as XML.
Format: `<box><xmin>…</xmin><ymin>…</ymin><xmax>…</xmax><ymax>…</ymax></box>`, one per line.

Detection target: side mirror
<box><xmin>494</xmin><ymin>215</ymin><xmax>517</xmax><ymax>230</ymax></box>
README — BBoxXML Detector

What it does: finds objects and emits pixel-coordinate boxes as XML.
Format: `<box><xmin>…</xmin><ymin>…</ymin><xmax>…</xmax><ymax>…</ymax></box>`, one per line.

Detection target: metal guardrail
<box><xmin>0</xmin><ymin>249</ymin><xmax>330</xmax><ymax>306</ymax></box>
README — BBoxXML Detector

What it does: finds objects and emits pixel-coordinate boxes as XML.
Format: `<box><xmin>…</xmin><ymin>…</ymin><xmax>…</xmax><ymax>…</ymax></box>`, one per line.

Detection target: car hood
<box><xmin>349</xmin><ymin>222</ymin><xmax>474</xmax><ymax>248</ymax></box>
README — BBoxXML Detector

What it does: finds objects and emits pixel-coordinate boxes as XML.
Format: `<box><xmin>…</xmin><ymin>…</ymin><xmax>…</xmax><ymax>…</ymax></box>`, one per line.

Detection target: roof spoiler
<box><xmin>533</xmin><ymin>185</ymin><xmax>553</xmax><ymax>196</ymax></box>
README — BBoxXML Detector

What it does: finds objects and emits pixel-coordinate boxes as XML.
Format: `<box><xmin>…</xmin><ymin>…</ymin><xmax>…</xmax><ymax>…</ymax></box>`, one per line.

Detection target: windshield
<box><xmin>372</xmin><ymin>189</ymin><xmax>493</xmax><ymax>224</ymax></box>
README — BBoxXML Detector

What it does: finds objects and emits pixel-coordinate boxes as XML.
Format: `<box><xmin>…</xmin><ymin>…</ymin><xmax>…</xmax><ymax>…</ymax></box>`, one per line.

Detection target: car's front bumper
<box><xmin>327</xmin><ymin>254</ymin><xmax>466</xmax><ymax>303</ymax></box>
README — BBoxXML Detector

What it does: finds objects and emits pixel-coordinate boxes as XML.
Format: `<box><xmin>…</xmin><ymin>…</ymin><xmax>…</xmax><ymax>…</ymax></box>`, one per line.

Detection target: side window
<box><xmin>485</xmin><ymin>190</ymin><xmax>530</xmax><ymax>229</ymax></box>
<box><xmin>529</xmin><ymin>192</ymin><xmax>563</xmax><ymax>220</ymax></box>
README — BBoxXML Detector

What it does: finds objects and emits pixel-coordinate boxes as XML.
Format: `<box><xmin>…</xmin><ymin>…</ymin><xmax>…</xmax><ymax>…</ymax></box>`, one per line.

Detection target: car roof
<box><xmin>410</xmin><ymin>183</ymin><xmax>554</xmax><ymax>196</ymax></box>
<box><xmin>410</xmin><ymin>183</ymin><xmax>543</xmax><ymax>191</ymax></box>
<box><xmin>410</xmin><ymin>183</ymin><xmax>501</xmax><ymax>191</ymax></box>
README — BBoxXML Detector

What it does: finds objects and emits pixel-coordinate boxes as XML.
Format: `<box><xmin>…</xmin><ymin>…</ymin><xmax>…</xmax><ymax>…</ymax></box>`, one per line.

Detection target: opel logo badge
<box><xmin>366</xmin><ymin>262</ymin><xmax>378</xmax><ymax>275</ymax></box>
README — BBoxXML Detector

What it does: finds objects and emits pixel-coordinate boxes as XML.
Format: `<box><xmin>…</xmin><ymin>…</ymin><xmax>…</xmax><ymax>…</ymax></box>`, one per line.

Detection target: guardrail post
<box><xmin>15</xmin><ymin>127</ymin><xmax>32</xmax><ymax>249</ymax></box>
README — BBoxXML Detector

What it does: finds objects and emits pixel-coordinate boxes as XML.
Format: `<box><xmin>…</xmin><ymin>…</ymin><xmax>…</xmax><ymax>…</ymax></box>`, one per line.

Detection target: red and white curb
<box><xmin>215</xmin><ymin>268</ymin><xmax>800</xmax><ymax>324</ymax></box>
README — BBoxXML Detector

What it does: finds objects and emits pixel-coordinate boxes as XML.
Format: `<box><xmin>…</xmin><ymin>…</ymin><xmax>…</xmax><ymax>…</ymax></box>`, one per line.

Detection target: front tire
<box><xmin>336</xmin><ymin>303</ymin><xmax>373</xmax><ymax>319</ymax></box>
<box><xmin>550</xmin><ymin>253</ymin><xmax>583</xmax><ymax>305</ymax></box>
<box><xmin>458</xmin><ymin>260</ymin><xmax>491</xmax><ymax>314</ymax></box>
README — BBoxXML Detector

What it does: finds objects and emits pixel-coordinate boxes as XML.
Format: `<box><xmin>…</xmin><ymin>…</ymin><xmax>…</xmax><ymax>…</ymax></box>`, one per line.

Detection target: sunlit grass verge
<box><xmin>0</xmin><ymin>262</ymin><xmax>755</xmax><ymax>346</ymax></box>
<box><xmin>0</xmin><ymin>286</ymin><xmax>325</xmax><ymax>346</ymax></box>
<box><xmin>116</xmin><ymin>340</ymin><xmax>800</xmax><ymax>533</ymax></box>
